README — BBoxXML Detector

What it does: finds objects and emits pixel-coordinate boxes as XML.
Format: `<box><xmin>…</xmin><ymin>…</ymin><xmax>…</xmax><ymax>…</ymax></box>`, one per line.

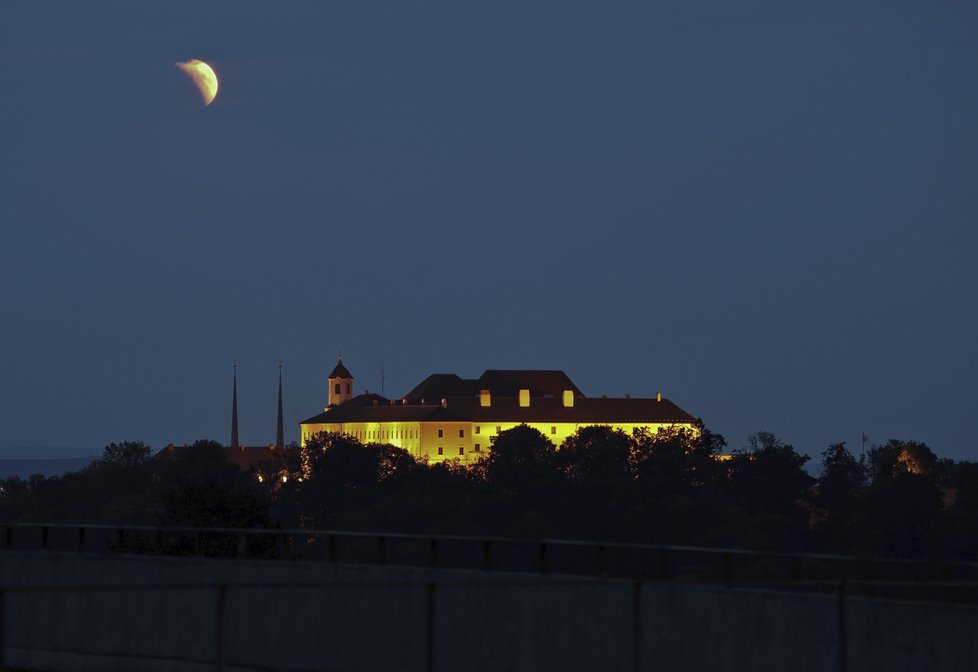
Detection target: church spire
<box><xmin>231</xmin><ymin>362</ymin><xmax>239</xmax><ymax>449</ymax></box>
<box><xmin>276</xmin><ymin>363</ymin><xmax>284</xmax><ymax>450</ymax></box>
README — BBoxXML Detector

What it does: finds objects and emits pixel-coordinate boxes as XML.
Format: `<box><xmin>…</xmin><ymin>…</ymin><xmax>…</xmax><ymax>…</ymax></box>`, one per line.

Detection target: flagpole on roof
<box><xmin>276</xmin><ymin>363</ymin><xmax>285</xmax><ymax>450</ymax></box>
<box><xmin>231</xmin><ymin>361</ymin><xmax>239</xmax><ymax>450</ymax></box>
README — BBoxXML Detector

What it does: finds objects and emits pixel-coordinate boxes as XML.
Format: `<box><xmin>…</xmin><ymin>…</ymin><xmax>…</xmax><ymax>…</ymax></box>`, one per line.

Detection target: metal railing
<box><xmin>3</xmin><ymin>573</ymin><xmax>978</xmax><ymax>672</ymax></box>
<box><xmin>3</xmin><ymin>522</ymin><xmax>978</xmax><ymax>605</ymax></box>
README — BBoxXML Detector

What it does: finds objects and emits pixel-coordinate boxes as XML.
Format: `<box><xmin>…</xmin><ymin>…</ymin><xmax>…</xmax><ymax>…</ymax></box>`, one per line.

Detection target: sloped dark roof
<box><xmin>225</xmin><ymin>445</ymin><xmax>280</xmax><ymax>470</ymax></box>
<box><xmin>301</xmin><ymin>394</ymin><xmax>695</xmax><ymax>426</ymax></box>
<box><xmin>440</xmin><ymin>395</ymin><xmax>694</xmax><ymax>424</ymax></box>
<box><xmin>329</xmin><ymin>358</ymin><xmax>353</xmax><ymax>379</ymax></box>
<box><xmin>303</xmin><ymin>400</ymin><xmax>449</xmax><ymax>425</ymax></box>
<box><xmin>401</xmin><ymin>370</ymin><xmax>583</xmax><ymax>404</ymax></box>
<box><xmin>401</xmin><ymin>374</ymin><xmax>479</xmax><ymax>404</ymax></box>
<box><xmin>476</xmin><ymin>370</ymin><xmax>584</xmax><ymax>398</ymax></box>
<box><xmin>155</xmin><ymin>444</ymin><xmax>279</xmax><ymax>471</ymax></box>
<box><xmin>300</xmin><ymin>393</ymin><xmax>389</xmax><ymax>424</ymax></box>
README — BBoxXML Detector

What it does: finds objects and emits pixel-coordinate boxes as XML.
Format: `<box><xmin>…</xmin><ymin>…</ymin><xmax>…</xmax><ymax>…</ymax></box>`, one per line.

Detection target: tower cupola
<box><xmin>327</xmin><ymin>355</ymin><xmax>354</xmax><ymax>407</ymax></box>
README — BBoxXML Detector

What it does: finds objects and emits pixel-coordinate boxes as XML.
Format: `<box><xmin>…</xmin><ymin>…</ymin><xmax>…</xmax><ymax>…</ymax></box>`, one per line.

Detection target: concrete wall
<box><xmin>0</xmin><ymin>551</ymin><xmax>975</xmax><ymax>671</ymax></box>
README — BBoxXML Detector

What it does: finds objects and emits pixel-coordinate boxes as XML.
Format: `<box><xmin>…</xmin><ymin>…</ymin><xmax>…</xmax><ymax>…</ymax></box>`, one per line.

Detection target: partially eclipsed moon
<box><xmin>175</xmin><ymin>59</ymin><xmax>219</xmax><ymax>106</ymax></box>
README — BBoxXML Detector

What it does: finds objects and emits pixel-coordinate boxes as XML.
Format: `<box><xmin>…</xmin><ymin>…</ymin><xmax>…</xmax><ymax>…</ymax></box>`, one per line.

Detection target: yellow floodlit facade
<box><xmin>300</xmin><ymin>360</ymin><xmax>699</xmax><ymax>465</ymax></box>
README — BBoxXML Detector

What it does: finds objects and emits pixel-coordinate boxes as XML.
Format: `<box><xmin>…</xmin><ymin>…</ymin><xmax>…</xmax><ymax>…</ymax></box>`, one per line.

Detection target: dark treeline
<box><xmin>2</xmin><ymin>425</ymin><xmax>977</xmax><ymax>561</ymax></box>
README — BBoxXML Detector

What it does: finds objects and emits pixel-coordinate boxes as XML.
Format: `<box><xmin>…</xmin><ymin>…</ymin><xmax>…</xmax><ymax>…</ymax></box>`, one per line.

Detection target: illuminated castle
<box><xmin>300</xmin><ymin>358</ymin><xmax>698</xmax><ymax>464</ymax></box>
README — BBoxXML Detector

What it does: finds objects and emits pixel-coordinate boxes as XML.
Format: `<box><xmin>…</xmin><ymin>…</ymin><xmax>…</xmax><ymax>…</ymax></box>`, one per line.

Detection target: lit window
<box><xmin>551</xmin><ymin>426</ymin><xmax>556</xmax><ymax>435</ymax></box>
<box><xmin>475</xmin><ymin>426</ymin><xmax>480</xmax><ymax>435</ymax></box>
<box><xmin>475</xmin><ymin>444</ymin><xmax>481</xmax><ymax>452</ymax></box>
<box><xmin>437</xmin><ymin>447</ymin><xmax>443</xmax><ymax>455</ymax></box>
<box><xmin>459</xmin><ymin>429</ymin><xmax>464</xmax><ymax>438</ymax></box>
<box><xmin>438</xmin><ymin>428</ymin><xmax>443</xmax><ymax>438</ymax></box>
<box><xmin>459</xmin><ymin>447</ymin><xmax>464</xmax><ymax>455</ymax></box>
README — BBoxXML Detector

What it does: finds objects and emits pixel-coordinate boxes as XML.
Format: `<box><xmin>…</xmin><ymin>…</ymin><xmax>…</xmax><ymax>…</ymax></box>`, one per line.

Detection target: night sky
<box><xmin>2</xmin><ymin>1</ymin><xmax>976</xmax><ymax>462</ymax></box>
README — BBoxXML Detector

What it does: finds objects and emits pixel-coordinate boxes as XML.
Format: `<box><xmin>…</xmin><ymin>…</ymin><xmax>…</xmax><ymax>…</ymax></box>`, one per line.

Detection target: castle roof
<box><xmin>301</xmin><ymin>394</ymin><xmax>695</xmax><ymax>427</ymax></box>
<box><xmin>401</xmin><ymin>369</ymin><xmax>584</xmax><ymax>404</ymax></box>
<box><xmin>402</xmin><ymin>374</ymin><xmax>478</xmax><ymax>404</ymax></box>
<box><xmin>477</xmin><ymin>370</ymin><xmax>583</xmax><ymax>398</ymax></box>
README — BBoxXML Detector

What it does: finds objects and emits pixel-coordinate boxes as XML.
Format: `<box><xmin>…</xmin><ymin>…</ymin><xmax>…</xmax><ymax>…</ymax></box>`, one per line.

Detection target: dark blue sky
<box><xmin>2</xmin><ymin>1</ymin><xmax>976</xmax><ymax>462</ymax></box>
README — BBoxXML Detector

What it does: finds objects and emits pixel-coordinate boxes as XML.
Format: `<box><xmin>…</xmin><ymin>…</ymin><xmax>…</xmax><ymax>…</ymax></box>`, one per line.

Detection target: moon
<box><xmin>175</xmin><ymin>59</ymin><xmax>219</xmax><ymax>106</ymax></box>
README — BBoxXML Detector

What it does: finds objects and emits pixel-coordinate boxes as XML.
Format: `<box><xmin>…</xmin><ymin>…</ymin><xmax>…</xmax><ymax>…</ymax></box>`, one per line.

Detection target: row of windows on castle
<box><xmin>340</xmin><ymin>425</ymin><xmax>563</xmax><ymax>442</ymax></box>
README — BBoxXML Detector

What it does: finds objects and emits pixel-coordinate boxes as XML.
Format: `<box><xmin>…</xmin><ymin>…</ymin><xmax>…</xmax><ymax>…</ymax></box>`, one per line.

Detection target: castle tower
<box><xmin>231</xmin><ymin>363</ymin><xmax>239</xmax><ymax>449</ymax></box>
<box><xmin>327</xmin><ymin>355</ymin><xmax>354</xmax><ymax>407</ymax></box>
<box><xmin>276</xmin><ymin>364</ymin><xmax>285</xmax><ymax>450</ymax></box>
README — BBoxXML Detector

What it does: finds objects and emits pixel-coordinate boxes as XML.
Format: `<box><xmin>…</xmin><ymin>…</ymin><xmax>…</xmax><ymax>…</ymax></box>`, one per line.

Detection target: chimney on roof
<box><xmin>656</xmin><ymin>392</ymin><xmax>662</xmax><ymax>402</ymax></box>
<box><xmin>441</xmin><ymin>398</ymin><xmax>448</xmax><ymax>408</ymax></box>
<box><xmin>562</xmin><ymin>390</ymin><xmax>574</xmax><ymax>407</ymax></box>
<box><xmin>480</xmin><ymin>389</ymin><xmax>491</xmax><ymax>407</ymax></box>
<box><xmin>519</xmin><ymin>389</ymin><xmax>530</xmax><ymax>407</ymax></box>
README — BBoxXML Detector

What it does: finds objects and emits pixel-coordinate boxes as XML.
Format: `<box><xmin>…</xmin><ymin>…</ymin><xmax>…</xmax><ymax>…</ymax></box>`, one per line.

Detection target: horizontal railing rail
<box><xmin>2</xmin><ymin>522</ymin><xmax>976</xmax><ymax>604</ymax></box>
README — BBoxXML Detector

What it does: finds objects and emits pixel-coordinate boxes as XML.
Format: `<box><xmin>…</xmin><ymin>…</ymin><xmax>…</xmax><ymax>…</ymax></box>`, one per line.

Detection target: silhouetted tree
<box><xmin>475</xmin><ymin>425</ymin><xmax>560</xmax><ymax>487</ymax></box>
<box><xmin>96</xmin><ymin>441</ymin><xmax>151</xmax><ymax>469</ymax></box>
<box><xmin>559</xmin><ymin>426</ymin><xmax>631</xmax><ymax>483</ymax></box>
<box><xmin>868</xmin><ymin>440</ymin><xmax>939</xmax><ymax>483</ymax></box>
<box><xmin>813</xmin><ymin>442</ymin><xmax>867</xmax><ymax>551</ymax></box>
<box><xmin>158</xmin><ymin>477</ymin><xmax>272</xmax><ymax>529</ymax></box>
<box><xmin>721</xmin><ymin>432</ymin><xmax>813</xmax><ymax>550</ymax></box>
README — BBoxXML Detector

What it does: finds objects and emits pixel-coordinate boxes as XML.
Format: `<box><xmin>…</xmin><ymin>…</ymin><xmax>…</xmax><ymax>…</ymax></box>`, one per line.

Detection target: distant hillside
<box><xmin>0</xmin><ymin>457</ymin><xmax>96</xmax><ymax>480</ymax></box>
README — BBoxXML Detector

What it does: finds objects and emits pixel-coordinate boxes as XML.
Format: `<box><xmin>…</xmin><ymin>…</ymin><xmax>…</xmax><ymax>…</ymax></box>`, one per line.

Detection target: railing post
<box><xmin>540</xmin><ymin>542</ymin><xmax>549</xmax><ymax>575</ymax></box>
<box><xmin>279</xmin><ymin>532</ymin><xmax>289</xmax><ymax>560</ymax></box>
<box><xmin>236</xmin><ymin>533</ymin><xmax>246</xmax><ymax>559</ymax></box>
<box><xmin>41</xmin><ymin>526</ymin><xmax>49</xmax><ymax>551</ymax></box>
<box><xmin>426</xmin><ymin>582</ymin><xmax>437</xmax><ymax>672</ymax></box>
<box><xmin>328</xmin><ymin>534</ymin><xmax>337</xmax><ymax>563</ymax></box>
<box><xmin>837</xmin><ymin>582</ymin><xmax>848</xmax><ymax>672</ymax></box>
<box><xmin>722</xmin><ymin>553</ymin><xmax>734</xmax><ymax>587</ymax></box>
<box><xmin>429</xmin><ymin>538</ymin><xmax>439</xmax><ymax>570</ymax></box>
<box><xmin>658</xmin><ymin>549</ymin><xmax>672</xmax><ymax>581</ymax></box>
<box><xmin>633</xmin><ymin>582</ymin><xmax>643</xmax><ymax>672</ymax></box>
<box><xmin>378</xmin><ymin>536</ymin><xmax>387</xmax><ymax>565</ymax></box>
<box><xmin>863</xmin><ymin>560</ymin><xmax>876</xmax><ymax>598</ymax></box>
<box><xmin>215</xmin><ymin>585</ymin><xmax>228</xmax><ymax>672</ymax></box>
<box><xmin>942</xmin><ymin>565</ymin><xmax>955</xmax><ymax>604</ymax></box>
<box><xmin>597</xmin><ymin>544</ymin><xmax>608</xmax><ymax>577</ymax></box>
<box><xmin>78</xmin><ymin>526</ymin><xmax>86</xmax><ymax>554</ymax></box>
<box><xmin>4</xmin><ymin>526</ymin><xmax>10</xmax><ymax>549</ymax></box>
<box><xmin>117</xmin><ymin>527</ymin><xmax>125</xmax><ymax>552</ymax></box>
<box><xmin>483</xmin><ymin>540</ymin><xmax>492</xmax><ymax>573</ymax></box>
<box><xmin>0</xmin><ymin>590</ymin><xmax>6</xmax><ymax>671</ymax></box>
<box><xmin>790</xmin><ymin>556</ymin><xmax>802</xmax><ymax>591</ymax></box>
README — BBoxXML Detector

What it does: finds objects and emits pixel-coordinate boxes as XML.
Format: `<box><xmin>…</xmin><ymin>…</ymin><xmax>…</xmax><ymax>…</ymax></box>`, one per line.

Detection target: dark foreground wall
<box><xmin>0</xmin><ymin>551</ymin><xmax>974</xmax><ymax>672</ymax></box>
